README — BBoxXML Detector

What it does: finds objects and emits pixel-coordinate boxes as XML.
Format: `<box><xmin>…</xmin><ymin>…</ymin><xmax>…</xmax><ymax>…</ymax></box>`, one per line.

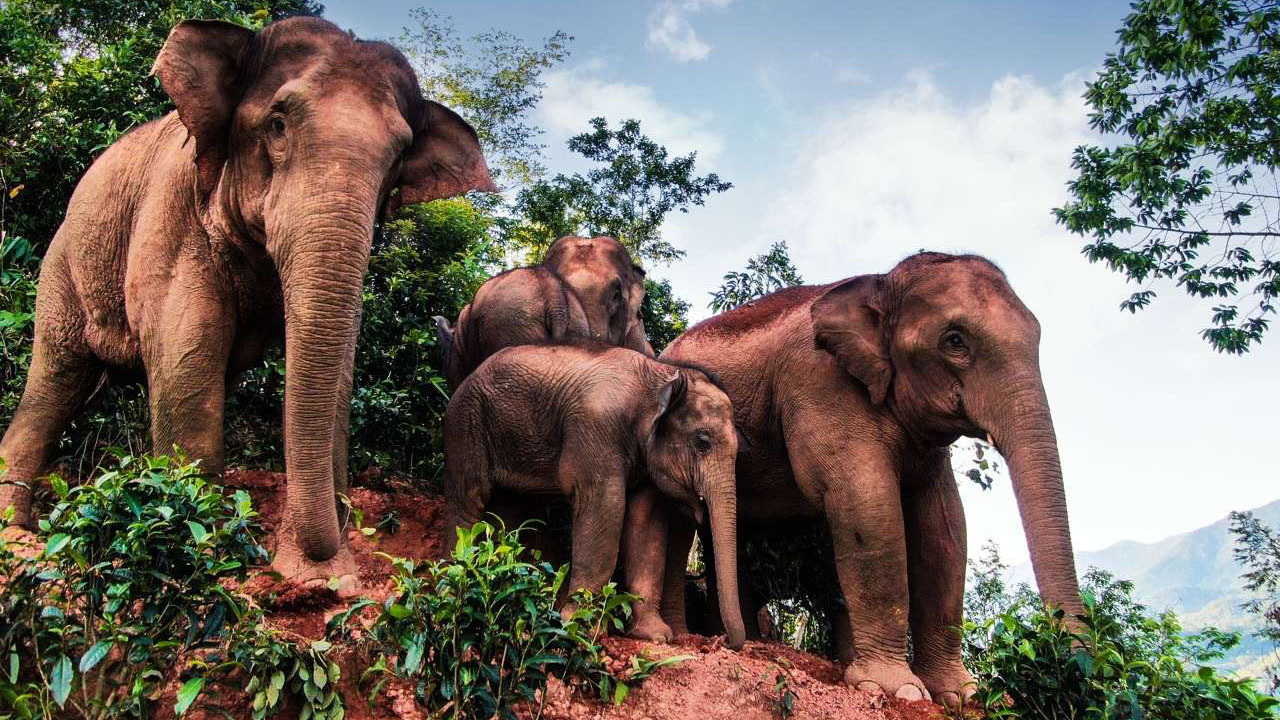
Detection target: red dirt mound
<box><xmin>174</xmin><ymin>470</ymin><xmax>945</xmax><ymax>720</ymax></box>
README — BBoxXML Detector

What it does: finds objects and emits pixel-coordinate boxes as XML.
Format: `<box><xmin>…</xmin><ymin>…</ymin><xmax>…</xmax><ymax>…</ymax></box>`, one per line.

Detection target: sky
<box><xmin>324</xmin><ymin>0</ymin><xmax>1280</xmax><ymax>564</ymax></box>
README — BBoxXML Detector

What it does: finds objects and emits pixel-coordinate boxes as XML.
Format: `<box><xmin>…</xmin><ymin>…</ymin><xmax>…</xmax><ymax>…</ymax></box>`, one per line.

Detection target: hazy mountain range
<box><xmin>1010</xmin><ymin>499</ymin><xmax>1280</xmax><ymax>678</ymax></box>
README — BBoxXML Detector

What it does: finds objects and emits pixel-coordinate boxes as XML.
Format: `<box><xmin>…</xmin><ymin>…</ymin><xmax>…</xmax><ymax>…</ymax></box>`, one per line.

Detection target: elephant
<box><xmin>443</xmin><ymin>343</ymin><xmax>746</xmax><ymax>649</ymax></box>
<box><xmin>434</xmin><ymin>235</ymin><xmax>651</xmax><ymax>390</ymax></box>
<box><xmin>654</xmin><ymin>251</ymin><xmax>1083</xmax><ymax>705</ymax></box>
<box><xmin>0</xmin><ymin>17</ymin><xmax>495</xmax><ymax>591</ymax></box>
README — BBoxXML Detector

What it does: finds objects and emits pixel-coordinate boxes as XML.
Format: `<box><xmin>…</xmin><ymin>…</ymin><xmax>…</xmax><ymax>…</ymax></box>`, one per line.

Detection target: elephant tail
<box><xmin>435</xmin><ymin>308</ymin><xmax>468</xmax><ymax>391</ymax></box>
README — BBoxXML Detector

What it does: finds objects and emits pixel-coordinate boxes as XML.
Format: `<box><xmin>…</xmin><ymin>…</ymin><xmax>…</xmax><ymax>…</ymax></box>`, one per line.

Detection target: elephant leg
<box><xmin>904</xmin><ymin>449</ymin><xmax>974</xmax><ymax>709</ymax></box>
<box><xmin>622</xmin><ymin>485</ymin><xmax>674</xmax><ymax>642</ymax></box>
<box><xmin>0</xmin><ymin>335</ymin><xmax>100</xmax><ymax>528</ymax></box>
<box><xmin>562</xmin><ymin>450</ymin><xmax>627</xmax><ymax>614</ymax></box>
<box><xmin>659</xmin><ymin>511</ymin><xmax>696</xmax><ymax>635</ymax></box>
<box><xmin>145</xmin><ymin>291</ymin><xmax>234</xmax><ymax>470</ymax></box>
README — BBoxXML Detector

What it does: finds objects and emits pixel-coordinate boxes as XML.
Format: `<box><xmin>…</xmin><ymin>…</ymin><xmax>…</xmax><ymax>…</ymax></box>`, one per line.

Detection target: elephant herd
<box><xmin>0</xmin><ymin>15</ymin><xmax>1084</xmax><ymax>709</ymax></box>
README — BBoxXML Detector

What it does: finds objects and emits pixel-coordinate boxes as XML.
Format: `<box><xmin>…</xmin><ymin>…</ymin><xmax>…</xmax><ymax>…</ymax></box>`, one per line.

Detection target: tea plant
<box><xmin>965</xmin><ymin>592</ymin><xmax>1279</xmax><ymax>719</ymax></box>
<box><xmin>6</xmin><ymin>453</ymin><xmax>266</xmax><ymax>719</ymax></box>
<box><xmin>187</xmin><ymin>613</ymin><xmax>344</xmax><ymax>720</ymax></box>
<box><xmin>345</xmin><ymin>520</ymin><xmax>657</xmax><ymax>719</ymax></box>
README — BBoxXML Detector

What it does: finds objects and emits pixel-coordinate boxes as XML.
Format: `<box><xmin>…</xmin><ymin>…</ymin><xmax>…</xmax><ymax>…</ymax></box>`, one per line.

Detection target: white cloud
<box><xmin>537</xmin><ymin>62</ymin><xmax>724</xmax><ymax>166</ymax></box>
<box><xmin>647</xmin><ymin>0</ymin><xmax>736</xmax><ymax>63</ymax></box>
<box><xmin>759</xmin><ymin>71</ymin><xmax>1280</xmax><ymax>564</ymax></box>
<box><xmin>835</xmin><ymin>66</ymin><xmax>871</xmax><ymax>84</ymax></box>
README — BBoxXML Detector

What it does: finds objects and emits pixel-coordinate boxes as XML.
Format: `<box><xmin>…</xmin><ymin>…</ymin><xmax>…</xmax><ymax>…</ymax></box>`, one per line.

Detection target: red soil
<box><xmin>169</xmin><ymin>470</ymin><xmax>944</xmax><ymax>720</ymax></box>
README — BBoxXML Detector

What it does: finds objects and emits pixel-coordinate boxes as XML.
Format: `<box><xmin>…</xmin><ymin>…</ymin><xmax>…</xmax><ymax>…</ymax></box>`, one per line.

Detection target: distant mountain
<box><xmin>1010</xmin><ymin>499</ymin><xmax>1280</xmax><ymax>677</ymax></box>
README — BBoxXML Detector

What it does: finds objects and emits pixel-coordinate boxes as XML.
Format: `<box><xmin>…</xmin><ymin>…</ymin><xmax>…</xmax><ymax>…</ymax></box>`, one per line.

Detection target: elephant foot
<box><xmin>270</xmin><ymin>532</ymin><xmax>361</xmax><ymax>599</ymax></box>
<box><xmin>628</xmin><ymin>607</ymin><xmax>674</xmax><ymax>643</ymax></box>
<box><xmin>914</xmin><ymin>662</ymin><xmax>976</xmax><ymax>710</ymax></box>
<box><xmin>845</xmin><ymin>659</ymin><xmax>931</xmax><ymax>702</ymax></box>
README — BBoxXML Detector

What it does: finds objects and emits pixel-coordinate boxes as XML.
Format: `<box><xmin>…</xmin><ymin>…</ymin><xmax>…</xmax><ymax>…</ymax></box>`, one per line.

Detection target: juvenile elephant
<box><xmin>434</xmin><ymin>235</ymin><xmax>651</xmax><ymax>390</ymax></box>
<box><xmin>444</xmin><ymin>343</ymin><xmax>746</xmax><ymax>648</ymax></box>
<box><xmin>0</xmin><ymin>17</ymin><xmax>495</xmax><ymax>589</ymax></box>
<box><xmin>656</xmin><ymin>252</ymin><xmax>1083</xmax><ymax>705</ymax></box>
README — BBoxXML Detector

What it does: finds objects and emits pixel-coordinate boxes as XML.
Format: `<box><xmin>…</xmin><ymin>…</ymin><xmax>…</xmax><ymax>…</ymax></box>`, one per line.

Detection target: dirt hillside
<box><xmin>172</xmin><ymin>470</ymin><xmax>945</xmax><ymax>720</ymax></box>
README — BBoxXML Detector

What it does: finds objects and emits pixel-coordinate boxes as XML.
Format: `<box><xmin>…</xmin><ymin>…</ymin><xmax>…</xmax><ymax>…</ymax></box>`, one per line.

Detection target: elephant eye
<box><xmin>692</xmin><ymin>432</ymin><xmax>713</xmax><ymax>454</ymax></box>
<box><xmin>268</xmin><ymin>114</ymin><xmax>287</xmax><ymax>136</ymax></box>
<box><xmin>941</xmin><ymin>330</ymin><xmax>969</xmax><ymax>357</ymax></box>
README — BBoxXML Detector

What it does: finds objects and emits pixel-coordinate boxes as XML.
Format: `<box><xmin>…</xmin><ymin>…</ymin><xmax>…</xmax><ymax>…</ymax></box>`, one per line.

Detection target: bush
<box><xmin>964</xmin><ymin>577</ymin><xmax>1278</xmax><ymax>719</ymax></box>
<box><xmin>0</xmin><ymin>453</ymin><xmax>266</xmax><ymax>719</ymax></box>
<box><xmin>341</xmin><ymin>521</ymin><xmax>668</xmax><ymax>719</ymax></box>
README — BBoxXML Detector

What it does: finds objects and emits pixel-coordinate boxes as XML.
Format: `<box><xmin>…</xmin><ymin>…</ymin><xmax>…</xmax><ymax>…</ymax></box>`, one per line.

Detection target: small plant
<box><xmin>0</xmin><ymin>453</ymin><xmax>266</xmax><ymax>719</ymax></box>
<box><xmin>770</xmin><ymin>659</ymin><xmax>796</xmax><ymax>719</ymax></box>
<box><xmin>348</xmin><ymin>520</ymin><xmax>658</xmax><ymax>719</ymax></box>
<box><xmin>188</xmin><ymin>611</ymin><xmax>344</xmax><ymax>720</ymax></box>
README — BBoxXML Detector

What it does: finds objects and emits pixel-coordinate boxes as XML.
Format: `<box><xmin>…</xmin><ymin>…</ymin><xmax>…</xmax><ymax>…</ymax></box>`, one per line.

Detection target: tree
<box><xmin>506</xmin><ymin>117</ymin><xmax>733</xmax><ymax>265</ymax></box>
<box><xmin>708</xmin><ymin>240</ymin><xmax>803</xmax><ymax>312</ymax></box>
<box><xmin>396</xmin><ymin>8</ymin><xmax>570</xmax><ymax>188</ymax></box>
<box><xmin>1230</xmin><ymin>510</ymin><xmax>1280</xmax><ymax>691</ymax></box>
<box><xmin>1056</xmin><ymin>0</ymin><xmax>1280</xmax><ymax>353</ymax></box>
<box><xmin>640</xmin><ymin>278</ymin><xmax>690</xmax><ymax>354</ymax></box>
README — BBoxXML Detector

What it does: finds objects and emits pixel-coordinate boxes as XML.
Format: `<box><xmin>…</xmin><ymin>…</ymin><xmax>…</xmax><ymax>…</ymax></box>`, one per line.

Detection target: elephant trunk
<box><xmin>704</xmin><ymin>459</ymin><xmax>746</xmax><ymax>649</ymax></box>
<box><xmin>272</xmin><ymin>188</ymin><xmax>377</xmax><ymax>563</ymax></box>
<box><xmin>988</xmin><ymin>375</ymin><xmax>1084</xmax><ymax>619</ymax></box>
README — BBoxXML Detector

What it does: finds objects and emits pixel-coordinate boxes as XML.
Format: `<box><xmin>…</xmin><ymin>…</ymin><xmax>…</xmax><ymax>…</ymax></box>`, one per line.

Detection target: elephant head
<box><xmin>810</xmin><ymin>252</ymin><xmax>1083</xmax><ymax>617</ymax></box>
<box><xmin>152</xmin><ymin>18</ymin><xmax>494</xmax><ymax>567</ymax></box>
<box><xmin>542</xmin><ymin>236</ymin><xmax>652</xmax><ymax>354</ymax></box>
<box><xmin>643</xmin><ymin>368</ymin><xmax>747</xmax><ymax>648</ymax></box>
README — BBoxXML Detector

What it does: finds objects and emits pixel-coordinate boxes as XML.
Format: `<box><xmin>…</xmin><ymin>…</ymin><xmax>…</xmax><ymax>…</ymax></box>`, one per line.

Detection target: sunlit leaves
<box><xmin>1056</xmin><ymin>0</ymin><xmax>1280</xmax><ymax>352</ymax></box>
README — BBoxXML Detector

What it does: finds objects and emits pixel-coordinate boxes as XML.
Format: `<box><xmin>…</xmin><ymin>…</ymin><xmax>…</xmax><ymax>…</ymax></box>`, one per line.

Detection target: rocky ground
<box><xmin>169</xmin><ymin>470</ymin><xmax>947</xmax><ymax>720</ymax></box>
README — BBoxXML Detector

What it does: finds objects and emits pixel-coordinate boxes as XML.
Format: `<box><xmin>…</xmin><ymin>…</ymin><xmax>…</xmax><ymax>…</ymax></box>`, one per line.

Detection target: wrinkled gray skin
<box><xmin>434</xmin><ymin>235</ymin><xmax>651</xmax><ymax>390</ymax></box>
<box><xmin>655</xmin><ymin>252</ymin><xmax>1082</xmax><ymax>707</ymax></box>
<box><xmin>444</xmin><ymin>344</ymin><xmax>746</xmax><ymax>649</ymax></box>
<box><xmin>0</xmin><ymin>17</ymin><xmax>495</xmax><ymax>592</ymax></box>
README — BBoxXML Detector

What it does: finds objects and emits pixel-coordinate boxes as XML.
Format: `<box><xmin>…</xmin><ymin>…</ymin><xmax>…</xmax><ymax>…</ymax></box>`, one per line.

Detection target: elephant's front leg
<box><xmin>145</xmin><ymin>285</ymin><xmax>235</xmax><ymax>469</ymax></box>
<box><xmin>622</xmin><ymin>485</ymin><xmax>674</xmax><ymax>642</ymax></box>
<box><xmin>788</xmin><ymin>417</ymin><xmax>929</xmax><ymax>701</ymax></box>
<box><xmin>903</xmin><ymin>448</ymin><xmax>974</xmax><ymax>708</ymax></box>
<box><xmin>561</xmin><ymin>447</ymin><xmax>627</xmax><ymax>618</ymax></box>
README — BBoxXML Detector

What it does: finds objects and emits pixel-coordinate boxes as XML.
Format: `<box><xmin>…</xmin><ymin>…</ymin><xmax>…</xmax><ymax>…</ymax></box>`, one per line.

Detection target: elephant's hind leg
<box><xmin>0</xmin><ymin>327</ymin><xmax>102</xmax><ymax>528</ymax></box>
<box><xmin>903</xmin><ymin>448</ymin><xmax>975</xmax><ymax>709</ymax></box>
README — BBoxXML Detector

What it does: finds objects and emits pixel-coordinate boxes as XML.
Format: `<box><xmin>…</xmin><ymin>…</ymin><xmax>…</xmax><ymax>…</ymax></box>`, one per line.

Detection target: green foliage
<box><xmin>641</xmin><ymin>278</ymin><xmax>691</xmax><ymax>354</ymax></box>
<box><xmin>345</xmin><ymin>521</ymin><xmax>661</xmax><ymax>719</ymax></box>
<box><xmin>741</xmin><ymin>524</ymin><xmax>839</xmax><ymax>657</ymax></box>
<box><xmin>963</xmin><ymin>545</ymin><xmax>1276</xmax><ymax>719</ymax></box>
<box><xmin>1055</xmin><ymin>0</ymin><xmax>1280</xmax><ymax>353</ymax></box>
<box><xmin>708</xmin><ymin>241</ymin><xmax>803</xmax><ymax>312</ymax></box>
<box><xmin>0</xmin><ymin>453</ymin><xmax>266</xmax><ymax>719</ymax></box>
<box><xmin>1230</xmin><ymin>510</ymin><xmax>1280</xmax><ymax>691</ymax></box>
<box><xmin>193</xmin><ymin>623</ymin><xmax>344</xmax><ymax>720</ymax></box>
<box><xmin>506</xmin><ymin>117</ymin><xmax>733</xmax><ymax>265</ymax></box>
<box><xmin>0</xmin><ymin>234</ymin><xmax>38</xmax><ymax>422</ymax></box>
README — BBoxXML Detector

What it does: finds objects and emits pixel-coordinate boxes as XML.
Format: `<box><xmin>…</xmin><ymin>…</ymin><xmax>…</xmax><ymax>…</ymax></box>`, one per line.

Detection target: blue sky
<box><xmin>326</xmin><ymin>0</ymin><xmax>1280</xmax><ymax>563</ymax></box>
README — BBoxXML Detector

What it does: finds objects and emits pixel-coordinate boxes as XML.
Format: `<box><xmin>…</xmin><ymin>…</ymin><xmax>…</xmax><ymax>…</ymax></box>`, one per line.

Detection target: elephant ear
<box><xmin>395</xmin><ymin>101</ymin><xmax>498</xmax><ymax>209</ymax></box>
<box><xmin>649</xmin><ymin>371</ymin><xmax>688</xmax><ymax>439</ymax></box>
<box><xmin>152</xmin><ymin>19</ymin><xmax>254</xmax><ymax>195</ymax></box>
<box><xmin>811</xmin><ymin>275</ymin><xmax>893</xmax><ymax>405</ymax></box>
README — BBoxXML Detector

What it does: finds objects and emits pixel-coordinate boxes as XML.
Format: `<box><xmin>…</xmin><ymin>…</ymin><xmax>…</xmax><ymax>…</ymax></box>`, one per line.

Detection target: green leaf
<box><xmin>79</xmin><ymin>641</ymin><xmax>113</xmax><ymax>672</ymax></box>
<box><xmin>50</xmin><ymin>655</ymin><xmax>73</xmax><ymax>707</ymax></box>
<box><xmin>43</xmin><ymin>533</ymin><xmax>70</xmax><ymax>556</ymax></box>
<box><xmin>313</xmin><ymin>662</ymin><xmax>328</xmax><ymax>689</ymax></box>
<box><xmin>175</xmin><ymin>677</ymin><xmax>205</xmax><ymax>715</ymax></box>
<box><xmin>186</xmin><ymin>520</ymin><xmax>209</xmax><ymax>543</ymax></box>
<box><xmin>612</xmin><ymin>680</ymin><xmax>630</xmax><ymax>705</ymax></box>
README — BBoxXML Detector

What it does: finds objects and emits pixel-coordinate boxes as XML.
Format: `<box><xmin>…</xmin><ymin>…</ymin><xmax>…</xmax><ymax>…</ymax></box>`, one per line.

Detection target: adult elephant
<box><xmin>434</xmin><ymin>235</ymin><xmax>651</xmax><ymax>390</ymax></box>
<box><xmin>657</xmin><ymin>252</ymin><xmax>1082</xmax><ymax>706</ymax></box>
<box><xmin>0</xmin><ymin>17</ymin><xmax>495</xmax><ymax>591</ymax></box>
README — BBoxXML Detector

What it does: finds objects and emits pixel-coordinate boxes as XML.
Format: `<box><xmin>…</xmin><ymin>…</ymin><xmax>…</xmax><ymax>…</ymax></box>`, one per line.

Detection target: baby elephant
<box><xmin>444</xmin><ymin>344</ymin><xmax>746</xmax><ymax>648</ymax></box>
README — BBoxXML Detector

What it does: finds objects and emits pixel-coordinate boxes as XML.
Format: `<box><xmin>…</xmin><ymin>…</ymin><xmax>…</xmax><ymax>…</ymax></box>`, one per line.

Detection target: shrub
<box><xmin>342</xmin><ymin>521</ymin><xmax>661</xmax><ymax>719</ymax></box>
<box><xmin>965</xmin><ymin>584</ymin><xmax>1278</xmax><ymax>719</ymax></box>
<box><xmin>0</xmin><ymin>453</ymin><xmax>286</xmax><ymax>719</ymax></box>
<box><xmin>0</xmin><ymin>453</ymin><xmax>347</xmax><ymax>720</ymax></box>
